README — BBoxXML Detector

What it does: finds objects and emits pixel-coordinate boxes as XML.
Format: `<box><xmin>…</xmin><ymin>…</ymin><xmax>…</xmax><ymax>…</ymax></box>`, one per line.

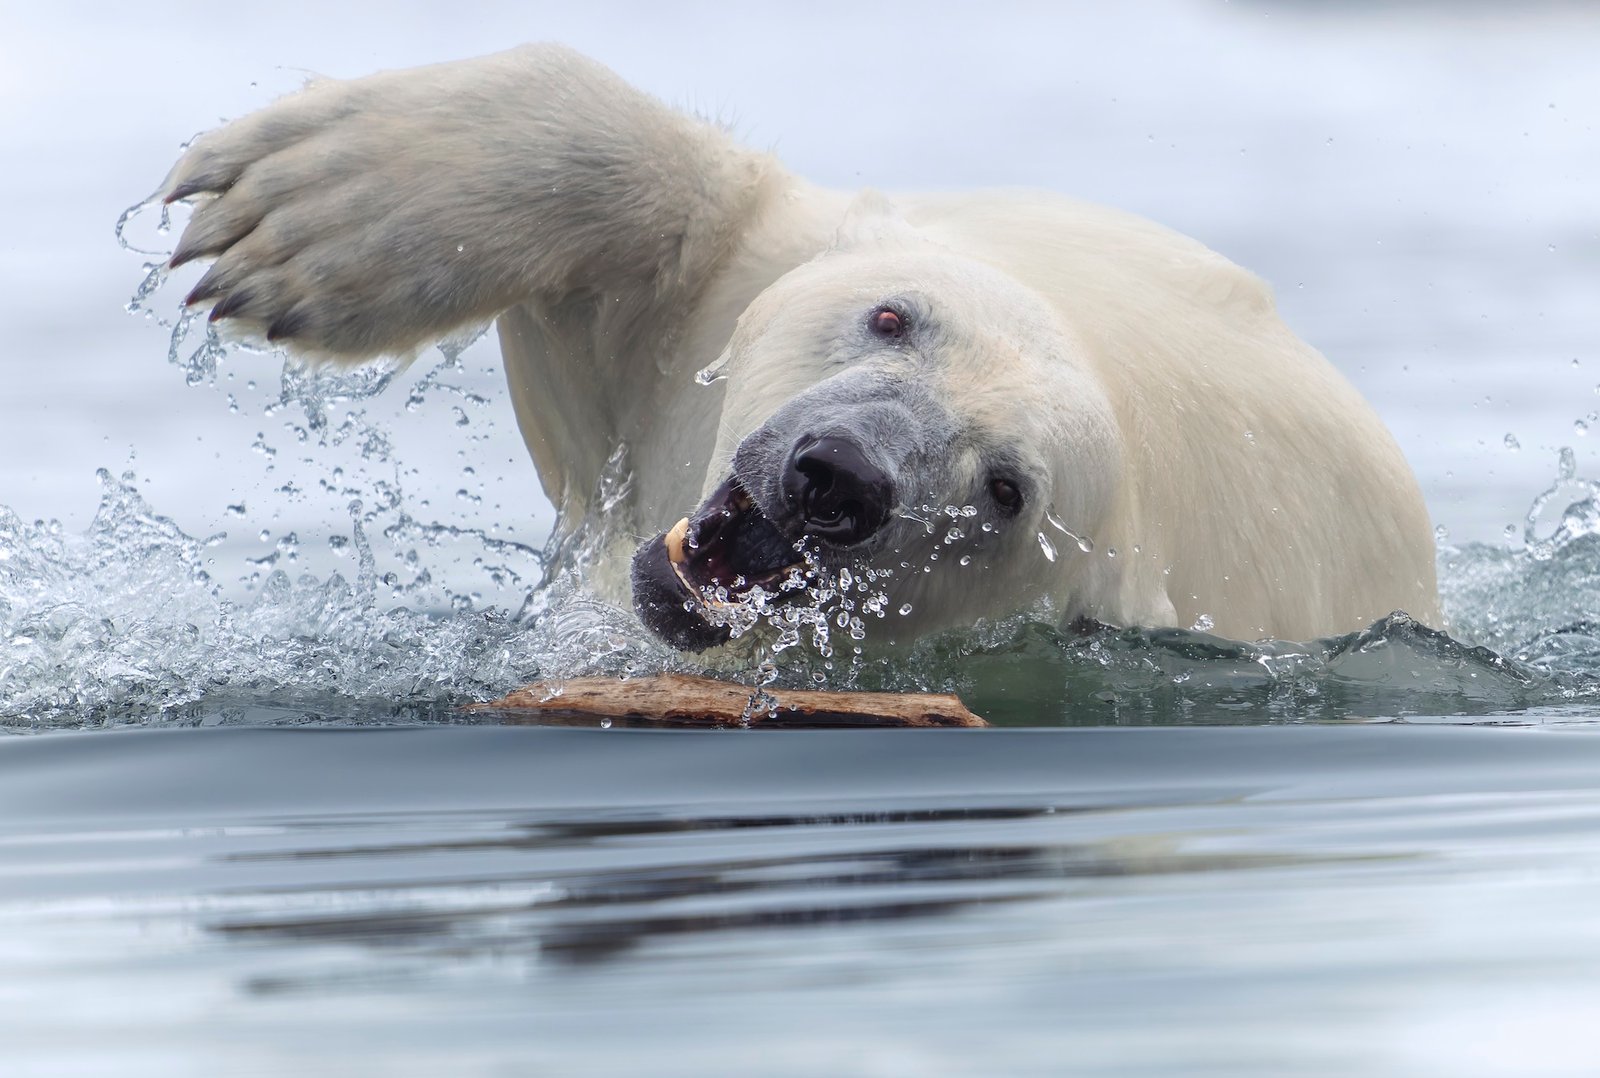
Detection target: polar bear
<box><xmin>156</xmin><ymin>44</ymin><xmax>1439</xmax><ymax>648</ymax></box>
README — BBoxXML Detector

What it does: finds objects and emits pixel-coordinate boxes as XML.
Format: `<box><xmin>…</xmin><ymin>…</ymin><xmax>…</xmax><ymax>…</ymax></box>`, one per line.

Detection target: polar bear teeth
<box><xmin>667</xmin><ymin>478</ymin><xmax>804</xmax><ymax>605</ymax></box>
<box><xmin>664</xmin><ymin>516</ymin><xmax>692</xmax><ymax>566</ymax></box>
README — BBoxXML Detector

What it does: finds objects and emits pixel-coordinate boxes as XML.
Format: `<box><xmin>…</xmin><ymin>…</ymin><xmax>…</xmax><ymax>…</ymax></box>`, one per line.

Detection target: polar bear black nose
<box><xmin>783</xmin><ymin>436</ymin><xmax>894</xmax><ymax>545</ymax></box>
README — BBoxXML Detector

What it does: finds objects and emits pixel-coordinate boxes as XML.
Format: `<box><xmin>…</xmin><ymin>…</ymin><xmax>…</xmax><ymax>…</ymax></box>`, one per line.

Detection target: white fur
<box><xmin>160</xmin><ymin>44</ymin><xmax>1439</xmax><ymax>641</ymax></box>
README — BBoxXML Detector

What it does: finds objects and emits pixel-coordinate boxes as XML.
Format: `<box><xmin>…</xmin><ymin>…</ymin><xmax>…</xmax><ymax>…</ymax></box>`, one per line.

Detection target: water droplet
<box><xmin>456</xmin><ymin>244</ymin><xmax>465</xmax><ymax>253</ymax></box>
<box><xmin>1434</xmin><ymin>524</ymin><xmax>1449</xmax><ymax>543</ymax></box>
<box><xmin>1576</xmin><ymin>420</ymin><xmax>1589</xmax><ymax>437</ymax></box>
<box><xmin>1504</xmin><ymin>433</ymin><xmax>1521</xmax><ymax>451</ymax></box>
<box><xmin>898</xmin><ymin>603</ymin><xmax>913</xmax><ymax>616</ymax></box>
<box><xmin>1106</xmin><ymin>547</ymin><xmax>1117</xmax><ymax>559</ymax></box>
<box><xmin>1037</xmin><ymin>532</ymin><xmax>1057</xmax><ymax>562</ymax></box>
<box><xmin>1043</xmin><ymin>507</ymin><xmax>1093</xmax><ymax>552</ymax></box>
<box><xmin>958</xmin><ymin>554</ymin><xmax>972</xmax><ymax>566</ymax></box>
<box><xmin>1560</xmin><ymin>446</ymin><xmax>1577</xmax><ymax>480</ymax></box>
<box><xmin>694</xmin><ymin>352</ymin><xmax>731</xmax><ymax>385</ymax></box>
<box><xmin>1190</xmin><ymin>614</ymin><xmax>1214</xmax><ymax>632</ymax></box>
<box><xmin>599</xmin><ymin>718</ymin><xmax>612</xmax><ymax>729</ymax></box>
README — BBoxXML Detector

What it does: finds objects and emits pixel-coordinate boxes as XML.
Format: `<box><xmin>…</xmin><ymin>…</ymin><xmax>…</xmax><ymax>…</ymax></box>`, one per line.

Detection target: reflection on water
<box><xmin>209</xmin><ymin>807</ymin><xmax>1332</xmax><ymax>972</ymax></box>
<box><xmin>4</xmin><ymin>725</ymin><xmax>1600</xmax><ymax>1075</ymax></box>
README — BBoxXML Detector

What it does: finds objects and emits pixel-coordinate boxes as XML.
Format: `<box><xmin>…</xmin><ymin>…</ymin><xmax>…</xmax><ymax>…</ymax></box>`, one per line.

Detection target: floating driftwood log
<box><xmin>467</xmin><ymin>673</ymin><xmax>988</xmax><ymax>729</ymax></box>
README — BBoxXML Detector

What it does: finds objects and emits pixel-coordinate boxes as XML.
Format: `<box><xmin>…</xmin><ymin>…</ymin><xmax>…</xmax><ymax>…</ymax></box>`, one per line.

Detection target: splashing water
<box><xmin>1438</xmin><ymin>449</ymin><xmax>1600</xmax><ymax>675</ymax></box>
<box><xmin>0</xmin><ymin>469</ymin><xmax>694</xmax><ymax>728</ymax></box>
<box><xmin>8</xmin><ymin>440</ymin><xmax>1600</xmax><ymax>729</ymax></box>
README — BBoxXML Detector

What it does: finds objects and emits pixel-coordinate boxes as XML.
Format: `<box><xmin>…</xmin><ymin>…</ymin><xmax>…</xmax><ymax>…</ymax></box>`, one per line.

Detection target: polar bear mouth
<box><xmin>630</xmin><ymin>477</ymin><xmax>807</xmax><ymax>651</ymax></box>
<box><xmin>664</xmin><ymin>478</ymin><xmax>806</xmax><ymax>599</ymax></box>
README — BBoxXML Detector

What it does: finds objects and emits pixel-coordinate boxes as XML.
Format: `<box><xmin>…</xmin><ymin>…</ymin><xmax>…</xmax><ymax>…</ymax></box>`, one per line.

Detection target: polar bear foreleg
<box><xmin>159</xmin><ymin>44</ymin><xmax>771</xmax><ymax>365</ymax></box>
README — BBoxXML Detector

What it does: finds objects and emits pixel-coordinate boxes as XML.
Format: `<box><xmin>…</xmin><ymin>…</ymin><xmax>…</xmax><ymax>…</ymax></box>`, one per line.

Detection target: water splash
<box><xmin>1520</xmin><ymin>447</ymin><xmax>1600</xmax><ymax>561</ymax></box>
<box><xmin>0</xmin><ymin>471</ymin><xmax>680</xmax><ymax>729</ymax></box>
<box><xmin>1440</xmin><ymin>481</ymin><xmax>1600</xmax><ymax>676</ymax></box>
<box><xmin>7</xmin><ymin>448</ymin><xmax>1600</xmax><ymax>727</ymax></box>
<box><xmin>114</xmin><ymin>196</ymin><xmax>171</xmax><ymax>259</ymax></box>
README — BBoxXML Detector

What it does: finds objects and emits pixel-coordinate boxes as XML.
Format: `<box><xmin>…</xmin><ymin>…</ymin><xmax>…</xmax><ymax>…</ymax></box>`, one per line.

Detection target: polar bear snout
<box><xmin>782</xmin><ymin>436</ymin><xmax>895</xmax><ymax>547</ymax></box>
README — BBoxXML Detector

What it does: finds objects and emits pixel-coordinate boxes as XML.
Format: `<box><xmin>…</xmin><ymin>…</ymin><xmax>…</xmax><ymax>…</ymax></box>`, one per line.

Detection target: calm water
<box><xmin>4</xmin><ymin>2</ymin><xmax>1600</xmax><ymax>1074</ymax></box>
<box><xmin>7</xmin><ymin>725</ymin><xmax>1600</xmax><ymax>1076</ymax></box>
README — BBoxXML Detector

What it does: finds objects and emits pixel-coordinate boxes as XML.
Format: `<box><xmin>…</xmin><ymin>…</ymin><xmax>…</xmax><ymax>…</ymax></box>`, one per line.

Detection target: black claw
<box><xmin>208</xmin><ymin>288</ymin><xmax>254</xmax><ymax>322</ymax></box>
<box><xmin>164</xmin><ymin>181</ymin><xmax>207</xmax><ymax>204</ymax></box>
<box><xmin>183</xmin><ymin>274</ymin><xmax>225</xmax><ymax>308</ymax></box>
<box><xmin>169</xmin><ymin>240</ymin><xmax>207</xmax><ymax>270</ymax></box>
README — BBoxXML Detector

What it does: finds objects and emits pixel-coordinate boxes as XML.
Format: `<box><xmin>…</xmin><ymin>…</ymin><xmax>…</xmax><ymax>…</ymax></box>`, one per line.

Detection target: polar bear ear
<box><xmin>831</xmin><ymin>190</ymin><xmax>923</xmax><ymax>251</ymax></box>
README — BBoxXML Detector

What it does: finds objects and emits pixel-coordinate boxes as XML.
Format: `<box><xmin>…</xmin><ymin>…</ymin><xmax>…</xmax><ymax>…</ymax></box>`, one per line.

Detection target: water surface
<box><xmin>6</xmin><ymin>724</ymin><xmax>1600</xmax><ymax>1076</ymax></box>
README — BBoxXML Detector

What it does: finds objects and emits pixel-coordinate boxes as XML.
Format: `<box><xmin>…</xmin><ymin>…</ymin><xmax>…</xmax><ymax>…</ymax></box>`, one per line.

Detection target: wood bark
<box><xmin>465</xmin><ymin>673</ymin><xmax>988</xmax><ymax>729</ymax></box>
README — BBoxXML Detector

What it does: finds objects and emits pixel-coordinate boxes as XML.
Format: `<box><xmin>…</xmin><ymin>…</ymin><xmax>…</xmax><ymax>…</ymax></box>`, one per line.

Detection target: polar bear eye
<box><xmin>868</xmin><ymin>306</ymin><xmax>906</xmax><ymax>339</ymax></box>
<box><xmin>990</xmin><ymin>478</ymin><xmax>1024</xmax><ymax>516</ymax></box>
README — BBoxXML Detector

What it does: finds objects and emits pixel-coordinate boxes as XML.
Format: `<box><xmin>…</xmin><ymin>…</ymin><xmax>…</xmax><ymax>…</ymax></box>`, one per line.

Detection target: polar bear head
<box><xmin>631</xmin><ymin>207</ymin><xmax>1122</xmax><ymax>650</ymax></box>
